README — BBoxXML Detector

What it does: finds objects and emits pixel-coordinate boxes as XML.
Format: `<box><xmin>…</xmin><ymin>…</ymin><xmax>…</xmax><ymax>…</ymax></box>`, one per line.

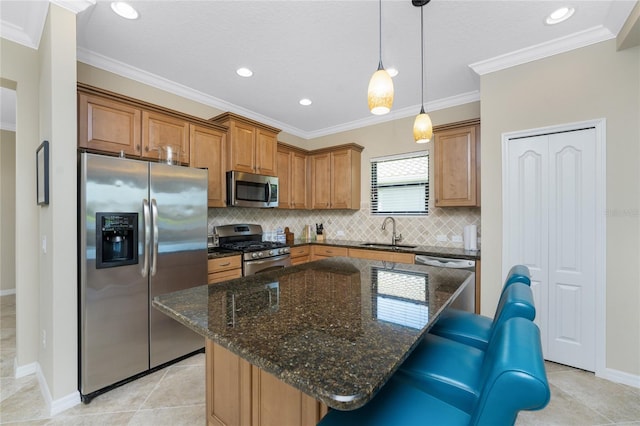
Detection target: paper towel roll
<box><xmin>464</xmin><ymin>225</ymin><xmax>477</xmax><ymax>251</ymax></box>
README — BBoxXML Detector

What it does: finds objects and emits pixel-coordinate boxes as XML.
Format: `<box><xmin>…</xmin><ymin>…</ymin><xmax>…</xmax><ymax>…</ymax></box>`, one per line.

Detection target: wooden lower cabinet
<box><xmin>348</xmin><ymin>248</ymin><xmax>414</xmax><ymax>264</ymax></box>
<box><xmin>311</xmin><ymin>245</ymin><xmax>348</xmax><ymax>261</ymax></box>
<box><xmin>208</xmin><ymin>255</ymin><xmax>242</xmax><ymax>284</ymax></box>
<box><xmin>206</xmin><ymin>340</ymin><xmax>327</xmax><ymax>426</ymax></box>
<box><xmin>290</xmin><ymin>246</ymin><xmax>311</xmax><ymax>265</ymax></box>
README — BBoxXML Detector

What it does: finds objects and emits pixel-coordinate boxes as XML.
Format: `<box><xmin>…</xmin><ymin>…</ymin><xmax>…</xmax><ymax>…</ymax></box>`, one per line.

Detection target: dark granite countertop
<box><xmin>153</xmin><ymin>257</ymin><xmax>473</xmax><ymax>410</ymax></box>
<box><xmin>290</xmin><ymin>239</ymin><xmax>481</xmax><ymax>260</ymax></box>
<box><xmin>207</xmin><ymin>249</ymin><xmax>241</xmax><ymax>260</ymax></box>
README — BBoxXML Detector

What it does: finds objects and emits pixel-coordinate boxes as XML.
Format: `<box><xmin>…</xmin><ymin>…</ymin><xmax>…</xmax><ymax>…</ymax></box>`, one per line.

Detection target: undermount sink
<box><xmin>360</xmin><ymin>242</ymin><xmax>417</xmax><ymax>250</ymax></box>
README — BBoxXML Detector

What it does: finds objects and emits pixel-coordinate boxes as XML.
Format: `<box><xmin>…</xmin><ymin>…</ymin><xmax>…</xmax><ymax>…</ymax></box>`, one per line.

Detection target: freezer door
<box><xmin>149</xmin><ymin>163</ymin><xmax>208</xmax><ymax>367</ymax></box>
<box><xmin>79</xmin><ymin>153</ymin><xmax>150</xmax><ymax>396</ymax></box>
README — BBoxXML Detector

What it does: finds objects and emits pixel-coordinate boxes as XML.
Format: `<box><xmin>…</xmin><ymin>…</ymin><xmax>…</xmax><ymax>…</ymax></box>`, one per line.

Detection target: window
<box><xmin>370</xmin><ymin>151</ymin><xmax>428</xmax><ymax>216</ymax></box>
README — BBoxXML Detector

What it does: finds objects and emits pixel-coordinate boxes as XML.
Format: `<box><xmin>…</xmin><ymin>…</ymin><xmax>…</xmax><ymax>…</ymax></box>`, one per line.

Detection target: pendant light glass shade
<box><xmin>414</xmin><ymin>107</ymin><xmax>433</xmax><ymax>143</ymax></box>
<box><xmin>368</xmin><ymin>65</ymin><xmax>394</xmax><ymax>115</ymax></box>
<box><xmin>413</xmin><ymin>1</ymin><xmax>432</xmax><ymax>143</ymax></box>
<box><xmin>368</xmin><ymin>0</ymin><xmax>393</xmax><ymax>115</ymax></box>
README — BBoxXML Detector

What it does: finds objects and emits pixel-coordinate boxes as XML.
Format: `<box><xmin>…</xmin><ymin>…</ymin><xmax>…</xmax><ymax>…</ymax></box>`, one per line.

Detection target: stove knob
<box><xmin>252</xmin><ymin>252</ymin><xmax>258</xmax><ymax>259</ymax></box>
<box><xmin>283</xmin><ymin>247</ymin><xmax>290</xmax><ymax>254</ymax></box>
<box><xmin>257</xmin><ymin>251</ymin><xmax>264</xmax><ymax>258</ymax></box>
<box><xmin>269</xmin><ymin>250</ymin><xmax>275</xmax><ymax>256</ymax></box>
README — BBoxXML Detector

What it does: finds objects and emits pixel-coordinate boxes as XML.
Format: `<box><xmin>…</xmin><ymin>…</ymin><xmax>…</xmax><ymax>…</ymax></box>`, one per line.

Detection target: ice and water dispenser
<box><xmin>95</xmin><ymin>213</ymin><xmax>138</xmax><ymax>269</ymax></box>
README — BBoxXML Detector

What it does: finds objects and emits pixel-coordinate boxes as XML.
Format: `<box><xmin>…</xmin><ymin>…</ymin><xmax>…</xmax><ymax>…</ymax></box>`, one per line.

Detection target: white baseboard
<box><xmin>598</xmin><ymin>367</ymin><xmax>640</xmax><ymax>389</ymax></box>
<box><xmin>35</xmin><ymin>363</ymin><xmax>81</xmax><ymax>416</ymax></box>
<box><xmin>0</xmin><ymin>288</ymin><xmax>16</xmax><ymax>297</ymax></box>
<box><xmin>14</xmin><ymin>359</ymin><xmax>37</xmax><ymax>378</ymax></box>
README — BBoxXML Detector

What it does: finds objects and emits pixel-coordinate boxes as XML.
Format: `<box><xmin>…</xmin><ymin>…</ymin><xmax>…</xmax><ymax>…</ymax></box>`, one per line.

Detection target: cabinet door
<box><xmin>277</xmin><ymin>147</ymin><xmax>291</xmax><ymax>209</ymax></box>
<box><xmin>142</xmin><ymin>111</ymin><xmax>190</xmax><ymax>162</ymax></box>
<box><xmin>330</xmin><ymin>149</ymin><xmax>353</xmax><ymax>209</ymax></box>
<box><xmin>228</xmin><ymin>122</ymin><xmax>256</xmax><ymax>173</ymax></box>
<box><xmin>310</xmin><ymin>153</ymin><xmax>331</xmax><ymax>209</ymax></box>
<box><xmin>255</xmin><ymin>129</ymin><xmax>277</xmax><ymax>176</ymax></box>
<box><xmin>434</xmin><ymin>125</ymin><xmax>478</xmax><ymax>207</ymax></box>
<box><xmin>291</xmin><ymin>151</ymin><xmax>308</xmax><ymax>209</ymax></box>
<box><xmin>190</xmin><ymin>125</ymin><xmax>226</xmax><ymax>207</ymax></box>
<box><xmin>78</xmin><ymin>93</ymin><xmax>142</xmax><ymax>156</ymax></box>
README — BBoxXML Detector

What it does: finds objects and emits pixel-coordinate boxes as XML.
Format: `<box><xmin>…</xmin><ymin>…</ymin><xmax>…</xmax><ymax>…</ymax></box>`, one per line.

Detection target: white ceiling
<box><xmin>1</xmin><ymin>0</ymin><xmax>637</xmax><ymax>138</ymax></box>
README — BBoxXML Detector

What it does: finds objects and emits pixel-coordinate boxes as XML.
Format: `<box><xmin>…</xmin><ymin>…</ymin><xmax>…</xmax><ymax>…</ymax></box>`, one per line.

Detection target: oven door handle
<box><xmin>245</xmin><ymin>254</ymin><xmax>290</xmax><ymax>266</ymax></box>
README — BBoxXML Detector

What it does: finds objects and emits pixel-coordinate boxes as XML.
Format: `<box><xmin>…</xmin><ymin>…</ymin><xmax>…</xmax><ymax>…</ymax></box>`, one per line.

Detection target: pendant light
<box><xmin>368</xmin><ymin>0</ymin><xmax>394</xmax><ymax>115</ymax></box>
<box><xmin>413</xmin><ymin>0</ymin><xmax>433</xmax><ymax>143</ymax></box>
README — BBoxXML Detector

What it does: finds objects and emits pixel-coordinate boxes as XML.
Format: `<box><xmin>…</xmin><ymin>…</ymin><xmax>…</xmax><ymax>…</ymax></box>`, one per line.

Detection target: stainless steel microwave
<box><xmin>226</xmin><ymin>171</ymin><xmax>279</xmax><ymax>208</ymax></box>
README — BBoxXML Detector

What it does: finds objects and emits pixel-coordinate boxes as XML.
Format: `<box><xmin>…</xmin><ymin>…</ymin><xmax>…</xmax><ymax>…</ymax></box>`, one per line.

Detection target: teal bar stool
<box><xmin>317</xmin><ymin>317</ymin><xmax>550</xmax><ymax>426</ymax></box>
<box><xmin>397</xmin><ymin>283</ymin><xmax>535</xmax><ymax>413</ymax></box>
<box><xmin>429</xmin><ymin>264</ymin><xmax>532</xmax><ymax>350</ymax></box>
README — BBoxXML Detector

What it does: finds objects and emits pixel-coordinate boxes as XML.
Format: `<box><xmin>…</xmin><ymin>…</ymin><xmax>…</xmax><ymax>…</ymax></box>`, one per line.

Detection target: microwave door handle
<box><xmin>266</xmin><ymin>181</ymin><xmax>272</xmax><ymax>203</ymax></box>
<box><xmin>151</xmin><ymin>198</ymin><xmax>159</xmax><ymax>277</ymax></box>
<box><xmin>142</xmin><ymin>199</ymin><xmax>150</xmax><ymax>277</ymax></box>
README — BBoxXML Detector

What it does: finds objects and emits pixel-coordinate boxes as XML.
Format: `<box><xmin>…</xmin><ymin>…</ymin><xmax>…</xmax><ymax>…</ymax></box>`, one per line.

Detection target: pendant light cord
<box><xmin>378</xmin><ymin>0</ymin><xmax>383</xmax><ymax>70</ymax></box>
<box><xmin>420</xmin><ymin>4</ymin><xmax>425</xmax><ymax>114</ymax></box>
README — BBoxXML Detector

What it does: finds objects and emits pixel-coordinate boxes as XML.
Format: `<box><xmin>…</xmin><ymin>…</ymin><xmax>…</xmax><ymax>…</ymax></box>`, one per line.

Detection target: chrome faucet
<box><xmin>381</xmin><ymin>217</ymin><xmax>402</xmax><ymax>246</ymax></box>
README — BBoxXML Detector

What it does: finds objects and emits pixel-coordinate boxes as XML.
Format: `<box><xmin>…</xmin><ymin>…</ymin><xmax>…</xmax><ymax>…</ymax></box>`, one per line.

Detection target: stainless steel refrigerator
<box><xmin>79</xmin><ymin>152</ymin><xmax>207</xmax><ymax>401</ymax></box>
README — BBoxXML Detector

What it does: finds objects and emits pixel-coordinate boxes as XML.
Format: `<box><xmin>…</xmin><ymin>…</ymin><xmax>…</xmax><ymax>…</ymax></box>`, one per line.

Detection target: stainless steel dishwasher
<box><xmin>415</xmin><ymin>255</ymin><xmax>476</xmax><ymax>313</ymax></box>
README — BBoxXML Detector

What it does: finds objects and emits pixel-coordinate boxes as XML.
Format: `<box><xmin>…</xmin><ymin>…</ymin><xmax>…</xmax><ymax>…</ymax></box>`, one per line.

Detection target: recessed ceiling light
<box><xmin>299</xmin><ymin>98</ymin><xmax>312</xmax><ymax>106</ymax></box>
<box><xmin>236</xmin><ymin>67</ymin><xmax>253</xmax><ymax>77</ymax></box>
<box><xmin>110</xmin><ymin>2</ymin><xmax>139</xmax><ymax>20</ymax></box>
<box><xmin>387</xmin><ymin>68</ymin><xmax>399</xmax><ymax>78</ymax></box>
<box><xmin>546</xmin><ymin>7</ymin><xmax>575</xmax><ymax>25</ymax></box>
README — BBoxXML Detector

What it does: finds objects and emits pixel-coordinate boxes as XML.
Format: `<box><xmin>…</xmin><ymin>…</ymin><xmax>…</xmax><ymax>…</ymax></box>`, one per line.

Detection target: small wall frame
<box><xmin>36</xmin><ymin>140</ymin><xmax>49</xmax><ymax>206</ymax></box>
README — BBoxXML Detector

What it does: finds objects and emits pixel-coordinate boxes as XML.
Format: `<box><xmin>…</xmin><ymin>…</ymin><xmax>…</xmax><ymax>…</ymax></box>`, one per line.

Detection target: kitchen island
<box><xmin>153</xmin><ymin>257</ymin><xmax>473</xmax><ymax>426</ymax></box>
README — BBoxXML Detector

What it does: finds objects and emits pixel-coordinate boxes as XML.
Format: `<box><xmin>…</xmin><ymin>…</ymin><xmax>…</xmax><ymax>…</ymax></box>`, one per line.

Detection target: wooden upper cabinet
<box><xmin>277</xmin><ymin>143</ymin><xmax>308</xmax><ymax>209</ymax></box>
<box><xmin>211</xmin><ymin>112</ymin><xmax>280</xmax><ymax>176</ymax></box>
<box><xmin>310</xmin><ymin>144</ymin><xmax>362</xmax><ymax>210</ymax></box>
<box><xmin>78</xmin><ymin>92</ymin><xmax>142</xmax><ymax>156</ymax></box>
<box><xmin>189</xmin><ymin>124</ymin><xmax>227</xmax><ymax>207</ymax></box>
<box><xmin>255</xmin><ymin>129</ymin><xmax>277</xmax><ymax>175</ymax></box>
<box><xmin>310</xmin><ymin>152</ymin><xmax>332</xmax><ymax>209</ymax></box>
<box><xmin>433</xmin><ymin>120</ymin><xmax>481</xmax><ymax>207</ymax></box>
<box><xmin>142</xmin><ymin>111</ymin><xmax>190</xmax><ymax>162</ymax></box>
<box><xmin>78</xmin><ymin>85</ymin><xmax>228</xmax><ymax>170</ymax></box>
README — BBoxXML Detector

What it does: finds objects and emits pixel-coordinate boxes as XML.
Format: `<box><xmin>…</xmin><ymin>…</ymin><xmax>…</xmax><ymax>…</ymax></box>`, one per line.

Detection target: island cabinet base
<box><xmin>206</xmin><ymin>340</ymin><xmax>328</xmax><ymax>426</ymax></box>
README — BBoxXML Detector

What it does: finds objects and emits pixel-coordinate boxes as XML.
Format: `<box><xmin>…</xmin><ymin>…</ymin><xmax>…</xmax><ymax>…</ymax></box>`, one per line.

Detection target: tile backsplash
<box><xmin>208</xmin><ymin>204</ymin><xmax>480</xmax><ymax>249</ymax></box>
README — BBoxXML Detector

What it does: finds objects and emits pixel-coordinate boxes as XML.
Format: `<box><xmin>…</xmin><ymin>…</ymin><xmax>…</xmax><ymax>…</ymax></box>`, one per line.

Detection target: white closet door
<box><xmin>505</xmin><ymin>135</ymin><xmax>549</xmax><ymax>353</ymax></box>
<box><xmin>547</xmin><ymin>129</ymin><xmax>596</xmax><ymax>370</ymax></box>
<box><xmin>504</xmin><ymin>127</ymin><xmax>596</xmax><ymax>371</ymax></box>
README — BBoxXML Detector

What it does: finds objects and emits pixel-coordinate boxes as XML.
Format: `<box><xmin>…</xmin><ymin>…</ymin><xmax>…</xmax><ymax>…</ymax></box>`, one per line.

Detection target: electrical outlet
<box><xmin>41</xmin><ymin>330</ymin><xmax>46</xmax><ymax>349</ymax></box>
<box><xmin>451</xmin><ymin>235</ymin><xmax>463</xmax><ymax>243</ymax></box>
<box><xmin>336</xmin><ymin>230</ymin><xmax>345</xmax><ymax>237</ymax></box>
<box><xmin>436</xmin><ymin>235</ymin><xmax>447</xmax><ymax>242</ymax></box>
<box><xmin>42</xmin><ymin>235</ymin><xmax>47</xmax><ymax>254</ymax></box>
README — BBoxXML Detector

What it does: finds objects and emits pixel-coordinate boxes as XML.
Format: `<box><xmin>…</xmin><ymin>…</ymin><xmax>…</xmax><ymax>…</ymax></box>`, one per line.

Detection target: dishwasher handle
<box><xmin>415</xmin><ymin>255</ymin><xmax>475</xmax><ymax>269</ymax></box>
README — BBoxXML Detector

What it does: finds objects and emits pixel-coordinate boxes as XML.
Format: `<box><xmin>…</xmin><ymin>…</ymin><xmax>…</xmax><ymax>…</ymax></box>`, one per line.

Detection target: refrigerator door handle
<box><xmin>142</xmin><ymin>199</ymin><xmax>151</xmax><ymax>277</ymax></box>
<box><xmin>151</xmin><ymin>198</ymin><xmax>159</xmax><ymax>277</ymax></box>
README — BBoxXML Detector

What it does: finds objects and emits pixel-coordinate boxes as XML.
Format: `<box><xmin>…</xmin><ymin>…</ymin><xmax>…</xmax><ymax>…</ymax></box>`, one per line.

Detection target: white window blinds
<box><xmin>370</xmin><ymin>151</ymin><xmax>429</xmax><ymax>216</ymax></box>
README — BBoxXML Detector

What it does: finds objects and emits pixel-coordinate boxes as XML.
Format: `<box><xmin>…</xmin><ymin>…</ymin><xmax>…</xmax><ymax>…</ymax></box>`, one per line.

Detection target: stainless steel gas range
<box><xmin>212</xmin><ymin>224</ymin><xmax>291</xmax><ymax>276</ymax></box>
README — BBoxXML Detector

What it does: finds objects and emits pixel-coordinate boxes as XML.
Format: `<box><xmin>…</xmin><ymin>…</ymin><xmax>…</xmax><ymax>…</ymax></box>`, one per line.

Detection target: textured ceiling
<box><xmin>1</xmin><ymin>1</ymin><xmax>637</xmax><ymax>137</ymax></box>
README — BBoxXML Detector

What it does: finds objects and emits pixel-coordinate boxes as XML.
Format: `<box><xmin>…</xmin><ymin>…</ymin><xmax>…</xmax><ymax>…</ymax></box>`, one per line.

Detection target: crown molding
<box><xmin>79</xmin><ymin>47</ymin><xmax>480</xmax><ymax>140</ymax></box>
<box><xmin>303</xmin><ymin>91</ymin><xmax>481</xmax><ymax>139</ymax></box>
<box><xmin>469</xmin><ymin>25</ymin><xmax>615</xmax><ymax>76</ymax></box>
<box><xmin>50</xmin><ymin>0</ymin><xmax>95</xmax><ymax>14</ymax></box>
<box><xmin>0</xmin><ymin>2</ymin><xmax>48</xmax><ymax>49</ymax></box>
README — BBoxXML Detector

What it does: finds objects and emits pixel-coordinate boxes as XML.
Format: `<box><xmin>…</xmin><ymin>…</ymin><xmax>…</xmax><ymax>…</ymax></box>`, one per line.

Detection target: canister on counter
<box><xmin>285</xmin><ymin>227</ymin><xmax>294</xmax><ymax>245</ymax></box>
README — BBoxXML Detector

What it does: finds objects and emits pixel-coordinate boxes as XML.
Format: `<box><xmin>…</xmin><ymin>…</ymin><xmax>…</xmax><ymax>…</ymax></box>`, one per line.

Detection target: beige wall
<box><xmin>0</xmin><ymin>129</ymin><xmax>16</xmax><ymax>293</ymax></box>
<box><xmin>0</xmin><ymin>38</ymin><xmax>41</xmax><ymax>369</ymax></box>
<box><xmin>481</xmin><ymin>40</ymin><xmax>640</xmax><ymax>376</ymax></box>
<box><xmin>37</xmin><ymin>4</ymin><xmax>80</xmax><ymax>400</ymax></box>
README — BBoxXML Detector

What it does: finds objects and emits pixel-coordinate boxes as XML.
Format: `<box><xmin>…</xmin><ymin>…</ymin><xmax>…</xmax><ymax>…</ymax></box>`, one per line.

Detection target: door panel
<box><xmin>504</xmin><ymin>127</ymin><xmax>597</xmax><ymax>371</ymax></box>
<box><xmin>548</xmin><ymin>129</ymin><xmax>596</xmax><ymax>370</ymax></box>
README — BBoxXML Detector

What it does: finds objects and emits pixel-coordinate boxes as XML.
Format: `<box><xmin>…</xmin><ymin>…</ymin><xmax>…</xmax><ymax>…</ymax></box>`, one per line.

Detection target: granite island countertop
<box><xmin>153</xmin><ymin>257</ymin><xmax>473</xmax><ymax>410</ymax></box>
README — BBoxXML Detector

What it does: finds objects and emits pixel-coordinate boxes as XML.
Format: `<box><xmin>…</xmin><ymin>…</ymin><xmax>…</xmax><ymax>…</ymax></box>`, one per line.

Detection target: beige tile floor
<box><xmin>2</xmin><ymin>294</ymin><xmax>639</xmax><ymax>425</ymax></box>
